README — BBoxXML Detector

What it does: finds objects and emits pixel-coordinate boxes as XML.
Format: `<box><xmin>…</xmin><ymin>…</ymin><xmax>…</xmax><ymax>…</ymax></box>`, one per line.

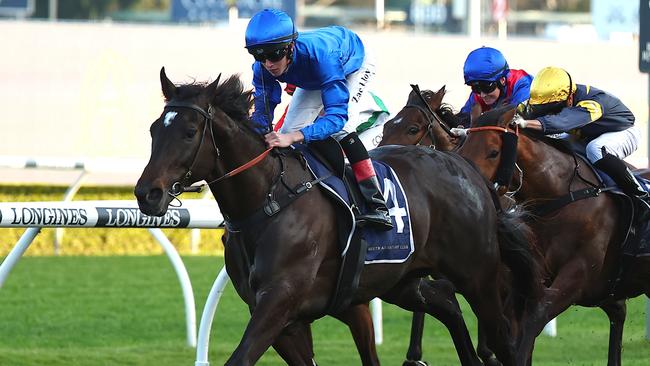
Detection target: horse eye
<box><xmin>487</xmin><ymin>150</ymin><xmax>499</xmax><ymax>159</ymax></box>
<box><xmin>408</xmin><ymin>126</ymin><xmax>419</xmax><ymax>135</ymax></box>
<box><xmin>185</xmin><ymin>129</ymin><xmax>198</xmax><ymax>139</ymax></box>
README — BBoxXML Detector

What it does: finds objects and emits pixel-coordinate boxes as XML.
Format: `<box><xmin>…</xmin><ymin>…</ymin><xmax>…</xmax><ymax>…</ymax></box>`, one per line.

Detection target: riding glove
<box><xmin>450</xmin><ymin>128</ymin><xmax>467</xmax><ymax>137</ymax></box>
<box><xmin>511</xmin><ymin>114</ymin><xmax>528</xmax><ymax>128</ymax></box>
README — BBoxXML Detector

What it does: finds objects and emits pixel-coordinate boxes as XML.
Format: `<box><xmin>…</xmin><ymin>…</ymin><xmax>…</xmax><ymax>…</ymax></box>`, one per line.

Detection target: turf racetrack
<box><xmin>0</xmin><ymin>256</ymin><xmax>647</xmax><ymax>365</ymax></box>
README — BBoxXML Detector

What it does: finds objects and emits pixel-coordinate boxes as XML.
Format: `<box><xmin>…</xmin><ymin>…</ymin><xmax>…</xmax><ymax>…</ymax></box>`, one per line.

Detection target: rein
<box><xmin>163</xmin><ymin>100</ymin><xmax>323</xmax><ymax>229</ymax></box>
<box><xmin>164</xmin><ymin>101</ymin><xmax>272</xmax><ymax>197</ymax></box>
<box><xmin>410</xmin><ymin>84</ymin><xmax>454</xmax><ymax>137</ymax></box>
<box><xmin>466</xmin><ymin>125</ymin><xmax>512</xmax><ymax>135</ymax></box>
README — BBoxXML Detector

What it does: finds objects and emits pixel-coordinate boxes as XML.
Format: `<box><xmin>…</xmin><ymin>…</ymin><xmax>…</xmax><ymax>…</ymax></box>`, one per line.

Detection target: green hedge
<box><xmin>0</xmin><ymin>185</ymin><xmax>224</xmax><ymax>256</ymax></box>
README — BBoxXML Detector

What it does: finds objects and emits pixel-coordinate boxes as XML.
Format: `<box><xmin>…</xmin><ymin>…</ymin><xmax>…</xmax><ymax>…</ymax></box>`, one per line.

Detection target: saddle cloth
<box><xmin>293</xmin><ymin>144</ymin><xmax>415</xmax><ymax>264</ymax></box>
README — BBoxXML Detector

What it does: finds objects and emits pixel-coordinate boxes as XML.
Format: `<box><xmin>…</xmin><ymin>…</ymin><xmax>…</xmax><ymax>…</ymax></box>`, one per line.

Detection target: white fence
<box><xmin>0</xmin><ymin>199</ymin><xmax>224</xmax><ymax>348</ymax></box>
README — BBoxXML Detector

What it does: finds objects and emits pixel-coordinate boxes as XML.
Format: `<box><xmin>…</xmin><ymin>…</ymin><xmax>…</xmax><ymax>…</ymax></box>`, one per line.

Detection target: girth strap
<box><xmin>225</xmin><ymin>174</ymin><xmax>330</xmax><ymax>231</ymax></box>
<box><xmin>532</xmin><ymin>186</ymin><xmax>611</xmax><ymax>217</ymax></box>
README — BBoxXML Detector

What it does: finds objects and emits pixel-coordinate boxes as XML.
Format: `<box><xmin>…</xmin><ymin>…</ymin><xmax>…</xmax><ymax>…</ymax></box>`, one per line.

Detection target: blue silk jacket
<box><xmin>250</xmin><ymin>26</ymin><xmax>365</xmax><ymax>142</ymax></box>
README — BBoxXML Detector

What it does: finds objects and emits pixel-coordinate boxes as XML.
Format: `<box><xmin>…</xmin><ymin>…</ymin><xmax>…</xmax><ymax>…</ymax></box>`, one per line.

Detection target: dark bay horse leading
<box><xmin>458</xmin><ymin>106</ymin><xmax>650</xmax><ymax>366</ymax></box>
<box><xmin>135</xmin><ymin>69</ymin><xmax>541</xmax><ymax>366</ymax></box>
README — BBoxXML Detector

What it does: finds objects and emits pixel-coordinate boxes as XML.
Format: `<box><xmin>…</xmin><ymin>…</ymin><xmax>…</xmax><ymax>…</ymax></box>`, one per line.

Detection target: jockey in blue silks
<box><xmin>460</xmin><ymin>47</ymin><xmax>532</xmax><ymax>122</ymax></box>
<box><xmin>514</xmin><ymin>66</ymin><xmax>649</xmax><ymax>218</ymax></box>
<box><xmin>245</xmin><ymin>8</ymin><xmax>392</xmax><ymax>230</ymax></box>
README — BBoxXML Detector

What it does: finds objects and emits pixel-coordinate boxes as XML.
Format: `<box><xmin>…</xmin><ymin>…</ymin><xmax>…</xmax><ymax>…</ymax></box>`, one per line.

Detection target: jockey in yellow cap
<box><xmin>514</xmin><ymin>66</ymin><xmax>648</xmax><ymax>215</ymax></box>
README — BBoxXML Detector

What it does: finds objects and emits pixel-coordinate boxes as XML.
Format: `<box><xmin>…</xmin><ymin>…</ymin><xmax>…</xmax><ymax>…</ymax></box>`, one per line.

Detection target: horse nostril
<box><xmin>146</xmin><ymin>188</ymin><xmax>163</xmax><ymax>203</ymax></box>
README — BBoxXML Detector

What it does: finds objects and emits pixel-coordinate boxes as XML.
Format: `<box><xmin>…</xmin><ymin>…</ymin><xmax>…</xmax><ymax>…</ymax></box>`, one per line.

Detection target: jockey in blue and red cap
<box><xmin>245</xmin><ymin>8</ymin><xmax>392</xmax><ymax>230</ymax></box>
<box><xmin>460</xmin><ymin>47</ymin><xmax>532</xmax><ymax>120</ymax></box>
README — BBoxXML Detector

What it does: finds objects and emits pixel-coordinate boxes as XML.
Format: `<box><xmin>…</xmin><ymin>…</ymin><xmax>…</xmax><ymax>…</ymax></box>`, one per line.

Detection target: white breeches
<box><xmin>585</xmin><ymin>126</ymin><xmax>640</xmax><ymax>162</ymax></box>
<box><xmin>279</xmin><ymin>52</ymin><xmax>389</xmax><ymax>150</ymax></box>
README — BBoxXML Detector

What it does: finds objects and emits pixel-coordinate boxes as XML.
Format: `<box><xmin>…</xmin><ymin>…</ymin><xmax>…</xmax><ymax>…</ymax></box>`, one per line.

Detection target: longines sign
<box><xmin>96</xmin><ymin>207</ymin><xmax>190</xmax><ymax>228</ymax></box>
<box><xmin>0</xmin><ymin>200</ymin><xmax>222</xmax><ymax>229</ymax></box>
<box><xmin>7</xmin><ymin>207</ymin><xmax>89</xmax><ymax>226</ymax></box>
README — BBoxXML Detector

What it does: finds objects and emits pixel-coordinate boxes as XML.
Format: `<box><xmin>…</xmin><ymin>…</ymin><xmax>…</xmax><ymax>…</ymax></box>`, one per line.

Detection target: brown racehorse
<box><xmin>379</xmin><ymin>87</ymin><xmax>650</xmax><ymax>366</ymax></box>
<box><xmin>457</xmin><ymin>106</ymin><xmax>650</xmax><ymax>366</ymax></box>
<box><xmin>134</xmin><ymin>69</ymin><xmax>541</xmax><ymax>366</ymax></box>
<box><xmin>380</xmin><ymin>86</ymin><xmax>513</xmax><ymax>366</ymax></box>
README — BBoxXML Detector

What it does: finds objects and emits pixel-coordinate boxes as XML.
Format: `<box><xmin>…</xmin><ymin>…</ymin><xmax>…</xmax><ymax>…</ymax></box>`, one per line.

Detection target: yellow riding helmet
<box><xmin>529</xmin><ymin>67</ymin><xmax>576</xmax><ymax>105</ymax></box>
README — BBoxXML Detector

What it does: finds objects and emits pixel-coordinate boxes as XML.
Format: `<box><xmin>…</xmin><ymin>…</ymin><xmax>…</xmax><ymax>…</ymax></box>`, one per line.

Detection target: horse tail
<box><xmin>496</xmin><ymin>206</ymin><xmax>543</xmax><ymax>318</ymax></box>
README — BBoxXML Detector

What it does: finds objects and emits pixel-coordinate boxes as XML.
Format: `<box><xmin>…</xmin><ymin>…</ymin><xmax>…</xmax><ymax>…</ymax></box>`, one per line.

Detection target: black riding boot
<box><xmin>339</xmin><ymin>132</ymin><xmax>393</xmax><ymax>231</ymax></box>
<box><xmin>594</xmin><ymin>153</ymin><xmax>650</xmax><ymax>223</ymax></box>
<box><xmin>357</xmin><ymin>176</ymin><xmax>393</xmax><ymax>231</ymax></box>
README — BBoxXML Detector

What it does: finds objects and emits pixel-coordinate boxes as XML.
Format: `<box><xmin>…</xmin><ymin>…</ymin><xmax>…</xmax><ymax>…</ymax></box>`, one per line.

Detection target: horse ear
<box><xmin>428</xmin><ymin>85</ymin><xmax>446</xmax><ymax>108</ymax></box>
<box><xmin>206</xmin><ymin>73</ymin><xmax>222</xmax><ymax>101</ymax></box>
<box><xmin>499</xmin><ymin>108</ymin><xmax>517</xmax><ymax>127</ymax></box>
<box><xmin>160</xmin><ymin>67</ymin><xmax>176</xmax><ymax>100</ymax></box>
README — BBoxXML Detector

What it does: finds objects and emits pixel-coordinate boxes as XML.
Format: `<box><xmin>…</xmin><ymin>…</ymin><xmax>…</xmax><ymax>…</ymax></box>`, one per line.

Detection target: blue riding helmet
<box><xmin>463</xmin><ymin>47</ymin><xmax>509</xmax><ymax>84</ymax></box>
<box><xmin>245</xmin><ymin>9</ymin><xmax>297</xmax><ymax>50</ymax></box>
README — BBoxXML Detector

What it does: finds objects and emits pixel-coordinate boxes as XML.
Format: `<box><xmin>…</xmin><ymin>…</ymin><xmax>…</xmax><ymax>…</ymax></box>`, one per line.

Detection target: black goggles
<box><xmin>469</xmin><ymin>81</ymin><xmax>499</xmax><ymax>94</ymax></box>
<box><xmin>249</xmin><ymin>46</ymin><xmax>289</xmax><ymax>63</ymax></box>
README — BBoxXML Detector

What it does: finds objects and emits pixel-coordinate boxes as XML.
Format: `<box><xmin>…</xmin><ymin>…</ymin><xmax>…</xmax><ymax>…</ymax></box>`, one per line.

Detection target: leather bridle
<box><xmin>162</xmin><ymin>101</ymin><xmax>272</xmax><ymax>197</ymax></box>
<box><xmin>402</xmin><ymin>103</ymin><xmax>438</xmax><ymax>148</ymax></box>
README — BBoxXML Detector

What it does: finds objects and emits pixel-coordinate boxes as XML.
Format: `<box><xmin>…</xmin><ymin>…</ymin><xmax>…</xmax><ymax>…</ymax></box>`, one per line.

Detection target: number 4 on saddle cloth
<box><xmin>292</xmin><ymin>142</ymin><xmax>415</xmax><ymax>264</ymax></box>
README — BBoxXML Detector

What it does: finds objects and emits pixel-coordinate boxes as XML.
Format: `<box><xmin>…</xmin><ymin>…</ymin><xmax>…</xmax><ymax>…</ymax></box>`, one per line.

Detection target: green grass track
<box><xmin>0</xmin><ymin>256</ymin><xmax>648</xmax><ymax>365</ymax></box>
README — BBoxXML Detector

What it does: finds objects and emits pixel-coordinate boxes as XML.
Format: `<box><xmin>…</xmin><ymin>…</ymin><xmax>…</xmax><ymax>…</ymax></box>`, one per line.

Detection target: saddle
<box><xmin>307</xmin><ymin>137</ymin><xmax>365</xmax><ymax>215</ymax></box>
<box><xmin>296</xmin><ymin>139</ymin><xmax>415</xmax><ymax>314</ymax></box>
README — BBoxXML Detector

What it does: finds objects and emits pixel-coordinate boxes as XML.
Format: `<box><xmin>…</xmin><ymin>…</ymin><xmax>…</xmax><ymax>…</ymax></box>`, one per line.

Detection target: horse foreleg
<box><xmin>466</xmin><ymin>287</ymin><xmax>516</xmax><ymax>366</ymax></box>
<box><xmin>272</xmin><ymin>322</ymin><xmax>317</xmax><ymax>366</ymax></box>
<box><xmin>477</xmin><ymin>323</ymin><xmax>502</xmax><ymax>366</ymax></box>
<box><xmin>515</xmin><ymin>266</ymin><xmax>587</xmax><ymax>366</ymax></box>
<box><xmin>403</xmin><ymin>312</ymin><xmax>427</xmax><ymax>366</ymax></box>
<box><xmin>333</xmin><ymin>303</ymin><xmax>381</xmax><ymax>366</ymax></box>
<box><xmin>601</xmin><ymin>299</ymin><xmax>626</xmax><ymax>366</ymax></box>
<box><xmin>382</xmin><ymin>277</ymin><xmax>482</xmax><ymax>366</ymax></box>
<box><xmin>225</xmin><ymin>285</ymin><xmax>298</xmax><ymax>366</ymax></box>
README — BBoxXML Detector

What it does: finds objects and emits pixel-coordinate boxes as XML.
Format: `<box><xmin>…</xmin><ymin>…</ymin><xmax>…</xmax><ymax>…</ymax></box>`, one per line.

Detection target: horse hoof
<box><xmin>484</xmin><ymin>357</ymin><xmax>502</xmax><ymax>366</ymax></box>
<box><xmin>402</xmin><ymin>361</ymin><xmax>428</xmax><ymax>366</ymax></box>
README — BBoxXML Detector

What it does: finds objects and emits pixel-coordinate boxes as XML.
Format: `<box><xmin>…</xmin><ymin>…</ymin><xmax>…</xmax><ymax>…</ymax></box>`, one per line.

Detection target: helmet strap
<box><xmin>497</xmin><ymin>76</ymin><xmax>506</xmax><ymax>90</ymax></box>
<box><xmin>566</xmin><ymin>71</ymin><xmax>573</xmax><ymax>106</ymax></box>
<box><xmin>287</xmin><ymin>42</ymin><xmax>295</xmax><ymax>63</ymax></box>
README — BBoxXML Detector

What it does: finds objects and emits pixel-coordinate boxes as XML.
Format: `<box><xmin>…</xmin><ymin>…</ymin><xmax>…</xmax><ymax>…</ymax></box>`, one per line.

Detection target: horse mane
<box><xmin>437</xmin><ymin>103</ymin><xmax>461</xmax><ymax>128</ymax></box>
<box><xmin>172</xmin><ymin>74</ymin><xmax>255</xmax><ymax>124</ymax></box>
<box><xmin>521</xmin><ymin>129</ymin><xmax>578</xmax><ymax>157</ymax></box>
